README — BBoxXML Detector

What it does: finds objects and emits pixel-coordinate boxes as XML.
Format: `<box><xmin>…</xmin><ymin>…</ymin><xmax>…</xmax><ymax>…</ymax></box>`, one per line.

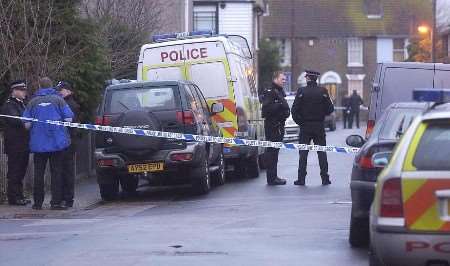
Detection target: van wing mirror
<box><xmin>211</xmin><ymin>102</ymin><xmax>224</xmax><ymax>114</ymax></box>
<box><xmin>372</xmin><ymin>152</ymin><xmax>392</xmax><ymax>168</ymax></box>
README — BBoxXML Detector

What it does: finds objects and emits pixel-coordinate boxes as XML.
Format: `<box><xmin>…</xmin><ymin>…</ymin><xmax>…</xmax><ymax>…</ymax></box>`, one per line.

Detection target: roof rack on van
<box><xmin>152</xmin><ymin>31</ymin><xmax>216</xmax><ymax>43</ymax></box>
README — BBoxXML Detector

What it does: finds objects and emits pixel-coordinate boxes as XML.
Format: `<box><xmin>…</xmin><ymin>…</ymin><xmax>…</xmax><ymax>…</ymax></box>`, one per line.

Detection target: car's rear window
<box><xmin>379</xmin><ymin>108</ymin><xmax>422</xmax><ymax>140</ymax></box>
<box><xmin>105</xmin><ymin>86</ymin><xmax>179</xmax><ymax>114</ymax></box>
<box><xmin>413</xmin><ymin>122</ymin><xmax>450</xmax><ymax>171</ymax></box>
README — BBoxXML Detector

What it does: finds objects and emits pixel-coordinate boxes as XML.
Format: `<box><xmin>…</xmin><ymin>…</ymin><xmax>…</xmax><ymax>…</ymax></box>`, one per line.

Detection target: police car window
<box><xmin>147</xmin><ymin>67</ymin><xmax>183</xmax><ymax>81</ymax></box>
<box><xmin>190</xmin><ymin>62</ymin><xmax>228</xmax><ymax>99</ymax></box>
<box><xmin>379</xmin><ymin>109</ymin><xmax>421</xmax><ymax>140</ymax></box>
<box><xmin>107</xmin><ymin>87</ymin><xmax>178</xmax><ymax>113</ymax></box>
<box><xmin>412</xmin><ymin>122</ymin><xmax>450</xmax><ymax>171</ymax></box>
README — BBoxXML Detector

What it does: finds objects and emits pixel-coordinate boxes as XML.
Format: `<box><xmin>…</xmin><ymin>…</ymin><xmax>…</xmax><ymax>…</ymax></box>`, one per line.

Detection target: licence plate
<box><xmin>128</xmin><ymin>162</ymin><xmax>164</xmax><ymax>173</ymax></box>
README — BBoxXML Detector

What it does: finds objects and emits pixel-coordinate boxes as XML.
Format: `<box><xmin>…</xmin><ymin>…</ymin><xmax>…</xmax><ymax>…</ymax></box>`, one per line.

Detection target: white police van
<box><xmin>137</xmin><ymin>31</ymin><xmax>263</xmax><ymax>178</ymax></box>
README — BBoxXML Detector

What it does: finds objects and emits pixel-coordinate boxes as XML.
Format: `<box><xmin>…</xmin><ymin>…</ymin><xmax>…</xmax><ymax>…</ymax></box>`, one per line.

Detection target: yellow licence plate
<box><xmin>128</xmin><ymin>162</ymin><xmax>164</xmax><ymax>173</ymax></box>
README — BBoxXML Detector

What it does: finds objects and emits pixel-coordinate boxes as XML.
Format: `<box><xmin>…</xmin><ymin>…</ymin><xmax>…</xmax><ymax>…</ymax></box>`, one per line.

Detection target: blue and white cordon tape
<box><xmin>0</xmin><ymin>115</ymin><xmax>360</xmax><ymax>154</ymax></box>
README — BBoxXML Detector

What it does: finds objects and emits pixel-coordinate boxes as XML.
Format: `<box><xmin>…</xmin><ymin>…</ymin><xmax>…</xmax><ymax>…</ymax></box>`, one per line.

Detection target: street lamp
<box><xmin>417</xmin><ymin>0</ymin><xmax>437</xmax><ymax>62</ymax></box>
<box><xmin>418</xmin><ymin>25</ymin><xmax>430</xmax><ymax>35</ymax></box>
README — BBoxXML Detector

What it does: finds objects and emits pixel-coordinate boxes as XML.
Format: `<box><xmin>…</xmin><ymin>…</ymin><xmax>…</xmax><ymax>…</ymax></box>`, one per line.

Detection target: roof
<box><xmin>263</xmin><ymin>0</ymin><xmax>432</xmax><ymax>38</ymax></box>
<box><xmin>388</xmin><ymin>102</ymin><xmax>432</xmax><ymax>109</ymax></box>
<box><xmin>106</xmin><ymin>80</ymin><xmax>190</xmax><ymax>91</ymax></box>
<box><xmin>423</xmin><ymin>103</ymin><xmax>450</xmax><ymax>120</ymax></box>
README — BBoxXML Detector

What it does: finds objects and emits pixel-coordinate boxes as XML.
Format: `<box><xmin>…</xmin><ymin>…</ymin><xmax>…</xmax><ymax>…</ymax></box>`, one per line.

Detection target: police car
<box><xmin>369</xmin><ymin>89</ymin><xmax>450</xmax><ymax>266</ymax></box>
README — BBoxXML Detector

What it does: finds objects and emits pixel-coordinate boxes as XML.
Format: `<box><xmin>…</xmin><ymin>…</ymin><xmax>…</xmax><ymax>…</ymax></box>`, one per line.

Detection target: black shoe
<box><xmin>322</xmin><ymin>179</ymin><xmax>332</xmax><ymax>186</ymax></box>
<box><xmin>8</xmin><ymin>199</ymin><xmax>28</xmax><ymax>206</ymax></box>
<box><xmin>294</xmin><ymin>180</ymin><xmax>305</xmax><ymax>186</ymax></box>
<box><xmin>268</xmin><ymin>177</ymin><xmax>287</xmax><ymax>186</ymax></box>
<box><xmin>32</xmin><ymin>204</ymin><xmax>42</xmax><ymax>210</ymax></box>
<box><xmin>50</xmin><ymin>204</ymin><xmax>68</xmax><ymax>210</ymax></box>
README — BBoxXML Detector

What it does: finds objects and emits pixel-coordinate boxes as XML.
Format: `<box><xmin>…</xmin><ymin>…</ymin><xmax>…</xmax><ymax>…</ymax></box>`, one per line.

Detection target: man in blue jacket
<box><xmin>23</xmin><ymin>77</ymin><xmax>74</xmax><ymax>210</ymax></box>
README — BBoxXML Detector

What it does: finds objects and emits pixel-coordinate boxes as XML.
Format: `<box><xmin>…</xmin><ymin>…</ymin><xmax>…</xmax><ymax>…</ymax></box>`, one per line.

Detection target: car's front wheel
<box><xmin>212</xmin><ymin>151</ymin><xmax>226</xmax><ymax>186</ymax></box>
<box><xmin>99</xmin><ymin>178</ymin><xmax>119</xmax><ymax>201</ymax></box>
<box><xmin>191</xmin><ymin>153</ymin><xmax>211</xmax><ymax>195</ymax></box>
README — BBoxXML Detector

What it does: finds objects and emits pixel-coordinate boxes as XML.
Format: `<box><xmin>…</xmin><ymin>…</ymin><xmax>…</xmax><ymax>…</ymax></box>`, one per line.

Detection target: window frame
<box><xmin>193</xmin><ymin>3</ymin><xmax>219</xmax><ymax>34</ymax></box>
<box><xmin>347</xmin><ymin>38</ymin><xmax>364</xmax><ymax>67</ymax></box>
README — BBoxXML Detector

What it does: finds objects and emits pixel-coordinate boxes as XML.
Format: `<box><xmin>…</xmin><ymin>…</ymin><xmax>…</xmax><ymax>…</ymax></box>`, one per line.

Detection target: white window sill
<box><xmin>347</xmin><ymin>63</ymin><xmax>364</xmax><ymax>68</ymax></box>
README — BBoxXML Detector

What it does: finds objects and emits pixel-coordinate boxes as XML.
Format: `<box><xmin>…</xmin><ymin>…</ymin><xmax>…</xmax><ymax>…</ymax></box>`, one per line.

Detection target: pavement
<box><xmin>0</xmin><ymin>123</ymin><xmax>369</xmax><ymax>266</ymax></box>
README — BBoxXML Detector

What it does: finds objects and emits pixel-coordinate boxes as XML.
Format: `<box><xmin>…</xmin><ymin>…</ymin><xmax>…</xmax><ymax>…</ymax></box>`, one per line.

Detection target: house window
<box><xmin>276</xmin><ymin>39</ymin><xmax>291</xmax><ymax>67</ymax></box>
<box><xmin>346</xmin><ymin>74</ymin><xmax>366</xmax><ymax>98</ymax></box>
<box><xmin>347</xmin><ymin>38</ymin><xmax>363</xmax><ymax>67</ymax></box>
<box><xmin>393</xmin><ymin>38</ymin><xmax>405</xmax><ymax>62</ymax></box>
<box><xmin>193</xmin><ymin>5</ymin><xmax>218</xmax><ymax>33</ymax></box>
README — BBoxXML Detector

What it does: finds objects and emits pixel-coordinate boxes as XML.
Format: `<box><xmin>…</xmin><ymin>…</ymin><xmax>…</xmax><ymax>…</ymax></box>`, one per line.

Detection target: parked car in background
<box><xmin>346</xmin><ymin>102</ymin><xmax>430</xmax><ymax>248</ymax></box>
<box><xmin>95</xmin><ymin>80</ymin><xmax>226</xmax><ymax>200</ymax></box>
<box><xmin>366</xmin><ymin>62</ymin><xmax>450</xmax><ymax>138</ymax></box>
<box><xmin>369</xmin><ymin>90</ymin><xmax>450</xmax><ymax>266</ymax></box>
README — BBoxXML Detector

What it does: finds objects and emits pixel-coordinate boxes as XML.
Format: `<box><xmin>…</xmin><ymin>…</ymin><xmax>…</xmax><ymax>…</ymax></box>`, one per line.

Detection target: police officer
<box><xmin>342</xmin><ymin>95</ymin><xmax>351</xmax><ymax>129</ymax></box>
<box><xmin>56</xmin><ymin>81</ymin><xmax>80</xmax><ymax>208</ymax></box>
<box><xmin>291</xmin><ymin>70</ymin><xmax>334</xmax><ymax>186</ymax></box>
<box><xmin>261</xmin><ymin>71</ymin><xmax>290</xmax><ymax>185</ymax></box>
<box><xmin>348</xmin><ymin>90</ymin><xmax>363</xmax><ymax>129</ymax></box>
<box><xmin>1</xmin><ymin>80</ymin><xmax>31</xmax><ymax>205</ymax></box>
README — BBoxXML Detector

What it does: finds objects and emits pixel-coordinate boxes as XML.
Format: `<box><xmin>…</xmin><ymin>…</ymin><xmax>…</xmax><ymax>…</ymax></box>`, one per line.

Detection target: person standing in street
<box><xmin>23</xmin><ymin>77</ymin><xmax>74</xmax><ymax>210</ymax></box>
<box><xmin>348</xmin><ymin>90</ymin><xmax>363</xmax><ymax>129</ymax></box>
<box><xmin>56</xmin><ymin>81</ymin><xmax>80</xmax><ymax>208</ymax></box>
<box><xmin>291</xmin><ymin>70</ymin><xmax>334</xmax><ymax>186</ymax></box>
<box><xmin>342</xmin><ymin>95</ymin><xmax>351</xmax><ymax>129</ymax></box>
<box><xmin>1</xmin><ymin>80</ymin><xmax>31</xmax><ymax>205</ymax></box>
<box><xmin>261</xmin><ymin>71</ymin><xmax>290</xmax><ymax>186</ymax></box>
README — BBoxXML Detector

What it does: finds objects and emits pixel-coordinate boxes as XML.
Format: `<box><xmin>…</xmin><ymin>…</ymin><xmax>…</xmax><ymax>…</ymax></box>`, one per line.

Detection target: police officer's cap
<box><xmin>305</xmin><ymin>70</ymin><xmax>321</xmax><ymax>78</ymax></box>
<box><xmin>56</xmin><ymin>81</ymin><xmax>72</xmax><ymax>91</ymax></box>
<box><xmin>9</xmin><ymin>80</ymin><xmax>27</xmax><ymax>91</ymax></box>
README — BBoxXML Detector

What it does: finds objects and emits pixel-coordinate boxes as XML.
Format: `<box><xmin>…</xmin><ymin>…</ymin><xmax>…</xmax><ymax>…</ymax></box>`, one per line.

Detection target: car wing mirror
<box><xmin>346</xmin><ymin>135</ymin><xmax>365</xmax><ymax>148</ymax></box>
<box><xmin>372</xmin><ymin>152</ymin><xmax>392</xmax><ymax>168</ymax></box>
<box><xmin>210</xmin><ymin>102</ymin><xmax>224</xmax><ymax>115</ymax></box>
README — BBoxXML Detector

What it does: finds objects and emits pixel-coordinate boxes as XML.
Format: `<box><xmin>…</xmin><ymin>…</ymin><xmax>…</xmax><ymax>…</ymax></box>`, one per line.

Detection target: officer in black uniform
<box><xmin>261</xmin><ymin>71</ymin><xmax>290</xmax><ymax>185</ymax></box>
<box><xmin>1</xmin><ymin>80</ymin><xmax>30</xmax><ymax>205</ymax></box>
<box><xmin>291</xmin><ymin>70</ymin><xmax>334</xmax><ymax>186</ymax></box>
<box><xmin>56</xmin><ymin>81</ymin><xmax>80</xmax><ymax>208</ymax></box>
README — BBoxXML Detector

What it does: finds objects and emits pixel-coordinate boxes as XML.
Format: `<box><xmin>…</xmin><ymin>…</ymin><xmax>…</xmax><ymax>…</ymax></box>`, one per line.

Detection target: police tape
<box><xmin>0</xmin><ymin>114</ymin><xmax>360</xmax><ymax>154</ymax></box>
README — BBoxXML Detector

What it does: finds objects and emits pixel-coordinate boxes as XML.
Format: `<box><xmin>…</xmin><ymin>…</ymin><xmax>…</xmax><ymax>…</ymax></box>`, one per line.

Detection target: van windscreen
<box><xmin>105</xmin><ymin>86</ymin><xmax>179</xmax><ymax>114</ymax></box>
<box><xmin>190</xmin><ymin>62</ymin><xmax>229</xmax><ymax>99</ymax></box>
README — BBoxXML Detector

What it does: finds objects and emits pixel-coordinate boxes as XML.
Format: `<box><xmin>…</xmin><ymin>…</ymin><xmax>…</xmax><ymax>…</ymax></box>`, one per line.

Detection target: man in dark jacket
<box><xmin>1</xmin><ymin>80</ymin><xmax>30</xmax><ymax>205</ymax></box>
<box><xmin>23</xmin><ymin>77</ymin><xmax>73</xmax><ymax>210</ymax></box>
<box><xmin>291</xmin><ymin>70</ymin><xmax>334</xmax><ymax>186</ymax></box>
<box><xmin>56</xmin><ymin>81</ymin><xmax>80</xmax><ymax>208</ymax></box>
<box><xmin>342</xmin><ymin>96</ymin><xmax>351</xmax><ymax>129</ymax></box>
<box><xmin>261</xmin><ymin>71</ymin><xmax>290</xmax><ymax>185</ymax></box>
<box><xmin>348</xmin><ymin>90</ymin><xmax>363</xmax><ymax>129</ymax></box>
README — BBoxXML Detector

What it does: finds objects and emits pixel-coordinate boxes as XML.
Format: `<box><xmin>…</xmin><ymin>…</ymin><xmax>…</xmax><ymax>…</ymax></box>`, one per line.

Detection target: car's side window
<box><xmin>184</xmin><ymin>85</ymin><xmax>199</xmax><ymax>112</ymax></box>
<box><xmin>192</xmin><ymin>85</ymin><xmax>210</xmax><ymax>115</ymax></box>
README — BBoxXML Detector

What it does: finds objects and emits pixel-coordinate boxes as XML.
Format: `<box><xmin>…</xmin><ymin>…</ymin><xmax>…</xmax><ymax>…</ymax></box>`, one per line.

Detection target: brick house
<box><xmin>262</xmin><ymin>0</ymin><xmax>431</xmax><ymax>105</ymax></box>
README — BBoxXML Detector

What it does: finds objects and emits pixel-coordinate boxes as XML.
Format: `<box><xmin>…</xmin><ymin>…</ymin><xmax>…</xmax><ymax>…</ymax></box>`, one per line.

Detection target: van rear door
<box><xmin>434</xmin><ymin>64</ymin><xmax>450</xmax><ymax>88</ymax></box>
<box><xmin>141</xmin><ymin>44</ymin><xmax>186</xmax><ymax>81</ymax></box>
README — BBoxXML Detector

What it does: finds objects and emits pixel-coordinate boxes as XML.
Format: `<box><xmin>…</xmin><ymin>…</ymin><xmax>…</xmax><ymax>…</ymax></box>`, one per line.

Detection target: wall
<box><xmin>219</xmin><ymin>2</ymin><xmax>254</xmax><ymax>51</ymax></box>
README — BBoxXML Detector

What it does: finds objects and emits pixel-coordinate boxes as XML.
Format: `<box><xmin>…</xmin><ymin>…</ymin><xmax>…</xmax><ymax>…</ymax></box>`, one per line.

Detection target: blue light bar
<box><xmin>413</xmin><ymin>89</ymin><xmax>450</xmax><ymax>103</ymax></box>
<box><xmin>152</xmin><ymin>31</ymin><xmax>214</xmax><ymax>42</ymax></box>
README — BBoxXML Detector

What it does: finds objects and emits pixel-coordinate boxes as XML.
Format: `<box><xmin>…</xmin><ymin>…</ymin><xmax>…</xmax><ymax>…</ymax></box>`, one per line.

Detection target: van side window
<box><xmin>190</xmin><ymin>62</ymin><xmax>229</xmax><ymax>99</ymax></box>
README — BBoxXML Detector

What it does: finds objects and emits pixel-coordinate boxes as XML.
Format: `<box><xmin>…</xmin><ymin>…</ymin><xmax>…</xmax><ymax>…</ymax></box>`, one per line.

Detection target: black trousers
<box><xmin>342</xmin><ymin>111</ymin><xmax>348</xmax><ymax>129</ymax></box>
<box><xmin>33</xmin><ymin>151</ymin><xmax>64</xmax><ymax>206</ymax></box>
<box><xmin>348</xmin><ymin>111</ymin><xmax>360</xmax><ymax>128</ymax></box>
<box><xmin>7</xmin><ymin>151</ymin><xmax>29</xmax><ymax>202</ymax></box>
<box><xmin>298</xmin><ymin>123</ymin><xmax>329</xmax><ymax>181</ymax></box>
<box><xmin>61</xmin><ymin>145</ymin><xmax>75</xmax><ymax>205</ymax></box>
<box><xmin>264</xmin><ymin>122</ymin><xmax>284</xmax><ymax>183</ymax></box>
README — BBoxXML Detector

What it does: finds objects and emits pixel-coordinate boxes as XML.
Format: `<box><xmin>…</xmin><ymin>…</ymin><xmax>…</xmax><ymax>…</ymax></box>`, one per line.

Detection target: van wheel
<box><xmin>369</xmin><ymin>246</ymin><xmax>383</xmax><ymax>266</ymax></box>
<box><xmin>246</xmin><ymin>154</ymin><xmax>260</xmax><ymax>178</ymax></box>
<box><xmin>349</xmin><ymin>216</ymin><xmax>370</xmax><ymax>248</ymax></box>
<box><xmin>191</xmin><ymin>154</ymin><xmax>211</xmax><ymax>195</ymax></box>
<box><xmin>212</xmin><ymin>152</ymin><xmax>226</xmax><ymax>186</ymax></box>
<box><xmin>120</xmin><ymin>175</ymin><xmax>139</xmax><ymax>195</ymax></box>
<box><xmin>99</xmin><ymin>178</ymin><xmax>119</xmax><ymax>201</ymax></box>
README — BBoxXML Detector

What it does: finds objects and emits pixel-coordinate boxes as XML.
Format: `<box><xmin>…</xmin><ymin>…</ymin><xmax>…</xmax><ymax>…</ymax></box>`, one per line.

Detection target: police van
<box><xmin>137</xmin><ymin>31</ymin><xmax>263</xmax><ymax>178</ymax></box>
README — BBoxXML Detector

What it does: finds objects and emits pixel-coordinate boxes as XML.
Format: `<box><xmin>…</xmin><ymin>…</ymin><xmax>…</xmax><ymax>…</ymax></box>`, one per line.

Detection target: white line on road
<box><xmin>22</xmin><ymin>219</ymin><xmax>103</xmax><ymax>227</ymax></box>
<box><xmin>0</xmin><ymin>231</ymin><xmax>88</xmax><ymax>240</ymax></box>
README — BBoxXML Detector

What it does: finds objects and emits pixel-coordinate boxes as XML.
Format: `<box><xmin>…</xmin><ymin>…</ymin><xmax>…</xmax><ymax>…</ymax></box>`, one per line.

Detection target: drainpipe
<box><xmin>185</xmin><ymin>0</ymin><xmax>190</xmax><ymax>32</ymax></box>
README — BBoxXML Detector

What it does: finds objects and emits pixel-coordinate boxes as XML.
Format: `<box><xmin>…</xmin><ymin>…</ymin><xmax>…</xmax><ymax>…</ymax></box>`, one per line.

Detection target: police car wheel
<box><xmin>99</xmin><ymin>179</ymin><xmax>119</xmax><ymax>201</ymax></box>
<box><xmin>349</xmin><ymin>216</ymin><xmax>370</xmax><ymax>248</ymax></box>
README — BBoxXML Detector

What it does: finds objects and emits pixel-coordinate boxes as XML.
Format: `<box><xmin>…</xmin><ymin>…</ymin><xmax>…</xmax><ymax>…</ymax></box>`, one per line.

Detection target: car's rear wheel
<box><xmin>349</xmin><ymin>216</ymin><xmax>370</xmax><ymax>247</ymax></box>
<box><xmin>120</xmin><ymin>175</ymin><xmax>139</xmax><ymax>195</ymax></box>
<box><xmin>99</xmin><ymin>178</ymin><xmax>119</xmax><ymax>201</ymax></box>
<box><xmin>191</xmin><ymin>153</ymin><xmax>211</xmax><ymax>195</ymax></box>
<box><xmin>212</xmin><ymin>152</ymin><xmax>226</xmax><ymax>186</ymax></box>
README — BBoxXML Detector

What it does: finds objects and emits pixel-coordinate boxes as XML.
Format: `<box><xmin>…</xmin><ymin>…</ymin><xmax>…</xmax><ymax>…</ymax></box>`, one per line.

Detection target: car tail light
<box><xmin>365</xmin><ymin>120</ymin><xmax>375</xmax><ymax>139</ymax></box>
<box><xmin>359</xmin><ymin>155</ymin><xmax>374</xmax><ymax>169</ymax></box>
<box><xmin>170</xmin><ymin>153</ymin><xmax>193</xmax><ymax>161</ymax></box>
<box><xmin>95</xmin><ymin>115</ymin><xmax>112</xmax><ymax>126</ymax></box>
<box><xmin>380</xmin><ymin>178</ymin><xmax>404</xmax><ymax>218</ymax></box>
<box><xmin>176</xmin><ymin>111</ymin><xmax>195</xmax><ymax>125</ymax></box>
<box><xmin>97</xmin><ymin>159</ymin><xmax>116</xmax><ymax>167</ymax></box>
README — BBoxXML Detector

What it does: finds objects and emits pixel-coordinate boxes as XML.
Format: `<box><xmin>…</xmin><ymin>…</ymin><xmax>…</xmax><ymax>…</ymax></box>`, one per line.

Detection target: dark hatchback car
<box><xmin>345</xmin><ymin>102</ymin><xmax>430</xmax><ymax>247</ymax></box>
<box><xmin>95</xmin><ymin>81</ymin><xmax>226</xmax><ymax>200</ymax></box>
